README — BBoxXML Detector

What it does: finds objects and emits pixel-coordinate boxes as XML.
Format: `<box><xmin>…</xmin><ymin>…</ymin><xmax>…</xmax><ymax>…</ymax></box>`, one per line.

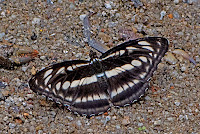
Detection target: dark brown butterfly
<box><xmin>29</xmin><ymin>37</ymin><xmax>168</xmax><ymax>116</ymax></box>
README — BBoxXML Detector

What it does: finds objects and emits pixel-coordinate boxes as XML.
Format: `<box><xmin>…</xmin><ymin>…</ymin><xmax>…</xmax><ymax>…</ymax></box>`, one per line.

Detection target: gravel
<box><xmin>0</xmin><ymin>0</ymin><xmax>199</xmax><ymax>133</ymax></box>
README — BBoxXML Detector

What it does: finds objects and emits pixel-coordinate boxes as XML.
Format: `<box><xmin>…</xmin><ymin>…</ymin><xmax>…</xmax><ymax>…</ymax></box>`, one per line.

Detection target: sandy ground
<box><xmin>0</xmin><ymin>0</ymin><xmax>200</xmax><ymax>133</ymax></box>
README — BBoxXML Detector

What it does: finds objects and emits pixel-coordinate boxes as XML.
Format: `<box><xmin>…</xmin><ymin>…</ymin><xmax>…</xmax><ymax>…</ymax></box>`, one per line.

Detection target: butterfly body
<box><xmin>29</xmin><ymin>37</ymin><xmax>168</xmax><ymax>116</ymax></box>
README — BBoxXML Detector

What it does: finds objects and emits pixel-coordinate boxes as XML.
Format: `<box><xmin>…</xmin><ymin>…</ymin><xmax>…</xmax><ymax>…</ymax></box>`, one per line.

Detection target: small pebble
<box><xmin>69</xmin><ymin>3</ymin><xmax>75</xmax><ymax>9</ymax></box>
<box><xmin>165</xmin><ymin>52</ymin><xmax>177</xmax><ymax>65</ymax></box>
<box><xmin>132</xmin><ymin>0</ymin><xmax>143</xmax><ymax>8</ymax></box>
<box><xmin>154</xmin><ymin>120</ymin><xmax>161</xmax><ymax>126</ymax></box>
<box><xmin>80</xmin><ymin>14</ymin><xmax>87</xmax><ymax>21</ymax></box>
<box><xmin>144</xmin><ymin>96</ymin><xmax>151</xmax><ymax>101</ymax></box>
<box><xmin>122</xmin><ymin>116</ymin><xmax>130</xmax><ymax>126</ymax></box>
<box><xmin>180</xmin><ymin>66</ymin><xmax>187</xmax><ymax>72</ymax></box>
<box><xmin>197</xmin><ymin>33</ymin><xmax>200</xmax><ymax>39</ymax></box>
<box><xmin>174</xmin><ymin>100</ymin><xmax>181</xmax><ymax>106</ymax></box>
<box><xmin>116</xmin><ymin>124</ymin><xmax>121</xmax><ymax>129</ymax></box>
<box><xmin>40</xmin><ymin>56</ymin><xmax>46</xmax><ymax>60</ymax></box>
<box><xmin>0</xmin><ymin>32</ymin><xmax>5</xmax><ymax>40</ymax></box>
<box><xmin>76</xmin><ymin>120</ymin><xmax>82</xmax><ymax>126</ymax></box>
<box><xmin>31</xmin><ymin>32</ymin><xmax>37</xmax><ymax>40</ymax></box>
<box><xmin>160</xmin><ymin>10</ymin><xmax>167</xmax><ymax>20</ymax></box>
<box><xmin>1</xmin><ymin>11</ymin><xmax>5</xmax><ymax>16</ymax></box>
<box><xmin>9</xmin><ymin>123</ymin><xmax>16</xmax><ymax>129</ymax></box>
<box><xmin>26</xmin><ymin>93</ymin><xmax>34</xmax><ymax>99</ymax></box>
<box><xmin>174</xmin><ymin>0</ymin><xmax>180</xmax><ymax>4</ymax></box>
<box><xmin>138</xmin><ymin>122</ymin><xmax>143</xmax><ymax>127</ymax></box>
<box><xmin>167</xmin><ymin>117</ymin><xmax>174</xmax><ymax>121</ymax></box>
<box><xmin>87</xmin><ymin>129</ymin><xmax>93</xmax><ymax>132</ymax></box>
<box><xmin>32</xmin><ymin>17</ymin><xmax>41</xmax><ymax>25</ymax></box>
<box><xmin>50</xmin><ymin>111</ymin><xmax>56</xmax><ymax>118</ymax></box>
<box><xmin>98</xmin><ymin>32</ymin><xmax>111</xmax><ymax>43</ymax></box>
<box><xmin>0</xmin><ymin>91</ymin><xmax>4</xmax><ymax>100</ymax></box>
<box><xmin>105</xmin><ymin>1</ymin><xmax>112</xmax><ymax>9</ymax></box>
<box><xmin>46</xmin><ymin>0</ymin><xmax>53</xmax><ymax>4</ymax></box>
<box><xmin>0</xmin><ymin>81</ymin><xmax>7</xmax><ymax>89</ymax></box>
<box><xmin>173</xmin><ymin>11</ymin><xmax>180</xmax><ymax>19</ymax></box>
<box><xmin>21</xmin><ymin>66</ymin><xmax>28</xmax><ymax>72</ymax></box>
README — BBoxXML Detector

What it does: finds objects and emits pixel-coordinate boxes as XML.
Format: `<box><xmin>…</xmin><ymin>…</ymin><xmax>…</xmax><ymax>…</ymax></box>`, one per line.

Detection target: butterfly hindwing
<box><xmin>29</xmin><ymin>37</ymin><xmax>168</xmax><ymax>116</ymax></box>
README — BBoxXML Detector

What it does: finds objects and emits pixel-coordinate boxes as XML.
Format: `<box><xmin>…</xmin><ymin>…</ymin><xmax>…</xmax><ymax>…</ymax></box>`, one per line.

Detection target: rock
<box><xmin>174</xmin><ymin>0</ymin><xmax>179</xmax><ymax>4</ymax></box>
<box><xmin>9</xmin><ymin>123</ymin><xmax>16</xmax><ymax>129</ymax></box>
<box><xmin>174</xmin><ymin>100</ymin><xmax>181</xmax><ymax>106</ymax></box>
<box><xmin>0</xmin><ymin>32</ymin><xmax>5</xmax><ymax>40</ymax></box>
<box><xmin>122</xmin><ymin>116</ymin><xmax>130</xmax><ymax>126</ymax></box>
<box><xmin>32</xmin><ymin>18</ymin><xmax>41</xmax><ymax>25</ymax></box>
<box><xmin>165</xmin><ymin>52</ymin><xmax>177</xmax><ymax>65</ymax></box>
<box><xmin>105</xmin><ymin>2</ymin><xmax>112</xmax><ymax>9</ymax></box>
<box><xmin>80</xmin><ymin>14</ymin><xmax>87</xmax><ymax>21</ymax></box>
<box><xmin>154</xmin><ymin>120</ymin><xmax>161</xmax><ymax>126</ymax></box>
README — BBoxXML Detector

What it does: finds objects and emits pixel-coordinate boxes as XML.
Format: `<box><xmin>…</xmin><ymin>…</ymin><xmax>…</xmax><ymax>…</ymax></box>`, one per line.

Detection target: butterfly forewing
<box><xmin>29</xmin><ymin>37</ymin><xmax>168</xmax><ymax>116</ymax></box>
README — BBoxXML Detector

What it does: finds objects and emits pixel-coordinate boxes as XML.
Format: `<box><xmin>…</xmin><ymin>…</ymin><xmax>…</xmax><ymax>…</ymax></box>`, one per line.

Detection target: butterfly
<box><xmin>29</xmin><ymin>37</ymin><xmax>169</xmax><ymax>117</ymax></box>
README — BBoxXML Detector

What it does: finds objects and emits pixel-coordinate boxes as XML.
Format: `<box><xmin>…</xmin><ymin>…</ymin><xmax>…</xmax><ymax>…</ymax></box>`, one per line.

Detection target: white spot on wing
<box><xmin>105</xmin><ymin>69</ymin><xmax>118</xmax><ymax>78</ymax></box>
<box><xmin>120</xmin><ymin>50</ymin><xmax>125</xmax><ymax>55</ymax></box>
<box><xmin>138</xmin><ymin>41</ymin><xmax>151</xmax><ymax>46</ymax></box>
<box><xmin>72</xmin><ymin>64</ymin><xmax>77</xmax><ymax>69</ymax></box>
<box><xmin>48</xmin><ymin>84</ymin><xmax>51</xmax><ymax>88</ymax></box>
<box><xmin>93</xmin><ymin>94</ymin><xmax>101</xmax><ymax>100</ymax></box>
<box><xmin>121</xmin><ymin>64</ymin><xmax>134</xmax><ymax>70</ymax></box>
<box><xmin>146</xmin><ymin>66</ymin><xmax>150</xmax><ymax>71</ymax></box>
<box><xmin>76</xmin><ymin>63</ymin><xmax>89</xmax><ymax>67</ymax></box>
<box><xmin>139</xmin><ymin>56</ymin><xmax>147</xmax><ymax>62</ymax></box>
<box><xmin>142</xmin><ymin>46</ymin><xmax>154</xmax><ymax>51</ymax></box>
<box><xmin>126</xmin><ymin>46</ymin><xmax>137</xmax><ymax>50</ymax></box>
<box><xmin>149</xmin><ymin>59</ymin><xmax>152</xmax><ymax>64</ymax></box>
<box><xmin>44</xmin><ymin>69</ymin><xmax>53</xmax><ymax>78</ymax></box>
<box><xmin>96</xmin><ymin>73</ymin><xmax>104</xmax><ymax>78</ymax></box>
<box><xmin>140</xmin><ymin>72</ymin><xmax>146</xmax><ymax>79</ymax></box>
<box><xmin>45</xmin><ymin>88</ymin><xmax>49</xmax><ymax>92</ymax></box>
<box><xmin>56</xmin><ymin>82</ymin><xmax>61</xmax><ymax>91</ymax></box>
<box><xmin>82</xmin><ymin>97</ymin><xmax>87</xmax><ymax>102</ymax></box>
<box><xmin>75</xmin><ymin>97</ymin><xmax>82</xmax><ymax>103</ymax></box>
<box><xmin>127</xmin><ymin>81</ymin><xmax>134</xmax><ymax>87</ymax></box>
<box><xmin>102</xmin><ymin>53</ymin><xmax>115</xmax><ymax>60</ymax></box>
<box><xmin>67</xmin><ymin>66</ymin><xmax>73</xmax><ymax>71</ymax></box>
<box><xmin>52</xmin><ymin>88</ymin><xmax>56</xmax><ymax>95</ymax></box>
<box><xmin>115</xmin><ymin>51</ymin><xmax>120</xmax><ymax>56</ymax></box>
<box><xmin>154</xmin><ymin>54</ymin><xmax>157</xmax><ymax>58</ymax></box>
<box><xmin>133</xmin><ymin>79</ymin><xmax>139</xmax><ymax>84</ymax></box>
<box><xmin>111</xmin><ymin>89</ymin><xmax>118</xmax><ymax>98</ymax></box>
<box><xmin>62</xmin><ymin>81</ymin><xmax>70</xmax><ymax>90</ymax></box>
<box><xmin>79</xmin><ymin>78</ymin><xmax>85</xmax><ymax>86</ymax></box>
<box><xmin>70</xmin><ymin>80</ymin><xmax>80</xmax><ymax>88</ymax></box>
<box><xmin>122</xmin><ymin>84</ymin><xmax>129</xmax><ymax>90</ymax></box>
<box><xmin>114</xmin><ymin>67</ymin><xmax>125</xmax><ymax>73</ymax></box>
<box><xmin>59</xmin><ymin>93</ymin><xmax>64</xmax><ymax>99</ymax></box>
<box><xmin>131</xmin><ymin>60</ymin><xmax>142</xmax><ymax>67</ymax></box>
<box><xmin>99</xmin><ymin>94</ymin><xmax>107</xmax><ymax>100</ymax></box>
<box><xmin>126</xmin><ymin>46</ymin><xmax>138</xmax><ymax>53</ymax></box>
<box><xmin>65</xmin><ymin>96</ymin><xmax>72</xmax><ymax>102</ymax></box>
<box><xmin>56</xmin><ymin>67</ymin><xmax>65</xmax><ymax>74</ymax></box>
<box><xmin>88</xmin><ymin>96</ymin><xmax>93</xmax><ymax>101</ymax></box>
<box><xmin>44</xmin><ymin>75</ymin><xmax>52</xmax><ymax>85</ymax></box>
<box><xmin>149</xmin><ymin>53</ymin><xmax>153</xmax><ymax>57</ymax></box>
<box><xmin>116</xmin><ymin>86</ymin><xmax>124</xmax><ymax>94</ymax></box>
<box><xmin>82</xmin><ymin>75</ymin><xmax>97</xmax><ymax>85</ymax></box>
<box><xmin>35</xmin><ymin>79</ymin><xmax>38</xmax><ymax>85</ymax></box>
<box><xmin>157</xmin><ymin>41</ymin><xmax>161</xmax><ymax>46</ymax></box>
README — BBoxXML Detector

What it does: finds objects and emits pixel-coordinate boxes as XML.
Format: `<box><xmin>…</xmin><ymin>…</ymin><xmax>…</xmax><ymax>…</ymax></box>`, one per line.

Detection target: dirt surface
<box><xmin>0</xmin><ymin>0</ymin><xmax>200</xmax><ymax>133</ymax></box>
